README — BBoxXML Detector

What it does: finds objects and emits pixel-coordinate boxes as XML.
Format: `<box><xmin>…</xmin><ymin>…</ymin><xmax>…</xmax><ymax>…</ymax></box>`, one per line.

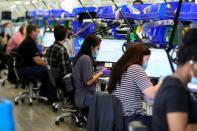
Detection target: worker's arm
<box><xmin>87</xmin><ymin>72</ymin><xmax>103</xmax><ymax>86</ymax></box>
<box><xmin>33</xmin><ymin>56</ymin><xmax>47</xmax><ymax>66</ymax></box>
<box><xmin>167</xmin><ymin>112</ymin><xmax>197</xmax><ymax>131</ymax></box>
<box><xmin>143</xmin><ymin>83</ymin><xmax>160</xmax><ymax>99</ymax></box>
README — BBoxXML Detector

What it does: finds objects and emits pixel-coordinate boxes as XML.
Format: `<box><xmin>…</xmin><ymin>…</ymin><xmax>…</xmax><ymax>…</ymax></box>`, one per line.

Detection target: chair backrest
<box><xmin>87</xmin><ymin>93</ymin><xmax>123</xmax><ymax>131</ymax></box>
<box><xmin>9</xmin><ymin>51</ymin><xmax>24</xmax><ymax>82</ymax></box>
<box><xmin>61</xmin><ymin>73</ymin><xmax>75</xmax><ymax>96</ymax></box>
<box><xmin>46</xmin><ymin>65</ymin><xmax>57</xmax><ymax>88</ymax></box>
<box><xmin>9</xmin><ymin>51</ymin><xmax>24</xmax><ymax>67</ymax></box>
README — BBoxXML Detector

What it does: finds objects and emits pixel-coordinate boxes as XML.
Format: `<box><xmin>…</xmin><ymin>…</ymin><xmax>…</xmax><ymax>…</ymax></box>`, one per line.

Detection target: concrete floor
<box><xmin>0</xmin><ymin>69</ymin><xmax>84</xmax><ymax>131</ymax></box>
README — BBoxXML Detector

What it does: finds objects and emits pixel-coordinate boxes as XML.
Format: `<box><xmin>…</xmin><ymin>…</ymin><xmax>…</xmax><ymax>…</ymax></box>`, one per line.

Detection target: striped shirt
<box><xmin>113</xmin><ymin>64</ymin><xmax>152</xmax><ymax>116</ymax></box>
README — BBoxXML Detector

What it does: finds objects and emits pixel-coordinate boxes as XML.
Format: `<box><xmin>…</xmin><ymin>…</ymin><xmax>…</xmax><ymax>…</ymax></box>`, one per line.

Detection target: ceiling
<box><xmin>0</xmin><ymin>0</ymin><xmax>175</xmax><ymax>20</ymax></box>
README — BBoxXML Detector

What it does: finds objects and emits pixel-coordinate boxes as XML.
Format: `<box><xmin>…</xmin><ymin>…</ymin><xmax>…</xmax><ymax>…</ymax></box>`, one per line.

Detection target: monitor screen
<box><xmin>39</xmin><ymin>27</ymin><xmax>45</xmax><ymax>36</ymax></box>
<box><xmin>96</xmin><ymin>39</ymin><xmax>125</xmax><ymax>63</ymax></box>
<box><xmin>73</xmin><ymin>37</ymin><xmax>84</xmax><ymax>56</ymax></box>
<box><xmin>42</xmin><ymin>32</ymin><xmax>55</xmax><ymax>47</ymax></box>
<box><xmin>145</xmin><ymin>48</ymin><xmax>173</xmax><ymax>78</ymax></box>
<box><xmin>1</xmin><ymin>11</ymin><xmax>11</xmax><ymax>20</ymax></box>
<box><xmin>12</xmin><ymin>26</ymin><xmax>20</xmax><ymax>33</ymax></box>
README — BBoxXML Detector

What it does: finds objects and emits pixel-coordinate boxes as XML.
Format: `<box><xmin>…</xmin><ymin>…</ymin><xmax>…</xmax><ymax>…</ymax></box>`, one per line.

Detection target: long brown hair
<box><xmin>107</xmin><ymin>43</ymin><xmax>150</xmax><ymax>93</ymax></box>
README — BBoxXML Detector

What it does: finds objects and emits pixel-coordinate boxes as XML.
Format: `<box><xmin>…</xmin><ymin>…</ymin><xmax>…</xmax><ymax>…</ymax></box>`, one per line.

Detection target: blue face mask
<box><xmin>143</xmin><ymin>62</ymin><xmax>148</xmax><ymax>70</ymax></box>
<box><xmin>92</xmin><ymin>49</ymin><xmax>99</xmax><ymax>58</ymax></box>
<box><xmin>4</xmin><ymin>28</ymin><xmax>12</xmax><ymax>36</ymax></box>
<box><xmin>36</xmin><ymin>34</ymin><xmax>42</xmax><ymax>41</ymax></box>
<box><xmin>191</xmin><ymin>77</ymin><xmax>197</xmax><ymax>84</ymax></box>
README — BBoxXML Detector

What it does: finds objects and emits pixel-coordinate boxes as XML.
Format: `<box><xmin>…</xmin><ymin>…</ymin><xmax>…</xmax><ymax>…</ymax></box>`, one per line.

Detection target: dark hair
<box><xmin>133</xmin><ymin>0</ymin><xmax>143</xmax><ymax>4</ymax></box>
<box><xmin>3</xmin><ymin>22</ymin><xmax>11</xmax><ymax>28</ymax></box>
<box><xmin>177</xmin><ymin>29</ymin><xmax>197</xmax><ymax>66</ymax></box>
<box><xmin>73</xmin><ymin>34</ymin><xmax>101</xmax><ymax>68</ymax></box>
<box><xmin>26</xmin><ymin>25</ymin><xmax>38</xmax><ymax>36</ymax></box>
<box><xmin>107</xmin><ymin>43</ymin><xmax>150</xmax><ymax>93</ymax></box>
<box><xmin>19</xmin><ymin>25</ymin><xmax>25</xmax><ymax>35</ymax></box>
<box><xmin>54</xmin><ymin>25</ymin><xmax>66</xmax><ymax>41</ymax></box>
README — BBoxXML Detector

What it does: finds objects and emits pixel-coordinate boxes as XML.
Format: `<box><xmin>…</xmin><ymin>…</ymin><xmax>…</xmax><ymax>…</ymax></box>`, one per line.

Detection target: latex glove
<box><xmin>100</xmin><ymin>68</ymin><xmax>111</xmax><ymax>75</ymax></box>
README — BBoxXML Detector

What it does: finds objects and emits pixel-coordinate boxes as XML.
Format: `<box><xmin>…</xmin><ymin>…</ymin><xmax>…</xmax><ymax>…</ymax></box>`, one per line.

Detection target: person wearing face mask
<box><xmin>0</xmin><ymin>22</ymin><xmax>12</xmax><ymax>70</ymax></box>
<box><xmin>6</xmin><ymin>25</ymin><xmax>25</xmax><ymax>84</ymax></box>
<box><xmin>107</xmin><ymin>43</ymin><xmax>160</xmax><ymax>131</ymax></box>
<box><xmin>15</xmin><ymin>25</ymin><xmax>57</xmax><ymax>103</ymax></box>
<box><xmin>2</xmin><ymin>22</ymin><xmax>12</xmax><ymax>44</ymax></box>
<box><xmin>63</xmin><ymin>28</ymin><xmax>74</xmax><ymax>57</ymax></box>
<box><xmin>6</xmin><ymin>25</ymin><xmax>25</xmax><ymax>53</ymax></box>
<box><xmin>46</xmin><ymin>25</ymin><xmax>72</xmax><ymax>80</ymax></box>
<box><xmin>152</xmin><ymin>29</ymin><xmax>197</xmax><ymax>131</ymax></box>
<box><xmin>72</xmin><ymin>34</ymin><xmax>107</xmax><ymax>108</ymax></box>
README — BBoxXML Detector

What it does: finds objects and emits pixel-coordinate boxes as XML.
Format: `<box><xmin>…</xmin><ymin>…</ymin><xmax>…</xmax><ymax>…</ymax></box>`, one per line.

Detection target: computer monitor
<box><xmin>145</xmin><ymin>48</ymin><xmax>173</xmax><ymax>78</ymax></box>
<box><xmin>73</xmin><ymin>37</ymin><xmax>84</xmax><ymax>57</ymax></box>
<box><xmin>12</xmin><ymin>26</ymin><xmax>20</xmax><ymax>33</ymax></box>
<box><xmin>42</xmin><ymin>32</ymin><xmax>55</xmax><ymax>47</ymax></box>
<box><xmin>39</xmin><ymin>27</ymin><xmax>45</xmax><ymax>36</ymax></box>
<box><xmin>96</xmin><ymin>39</ymin><xmax>125</xmax><ymax>63</ymax></box>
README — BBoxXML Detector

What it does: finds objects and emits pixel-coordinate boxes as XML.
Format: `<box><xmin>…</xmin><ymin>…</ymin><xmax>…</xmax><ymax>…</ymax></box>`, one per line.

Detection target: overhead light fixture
<box><xmin>32</xmin><ymin>0</ymin><xmax>38</xmax><ymax>4</ymax></box>
<box><xmin>9</xmin><ymin>5</ymin><xmax>17</xmax><ymax>9</ymax></box>
<box><xmin>25</xmin><ymin>1</ymin><xmax>31</xmax><ymax>5</ymax></box>
<box><xmin>15</xmin><ymin>1</ymin><xmax>22</xmax><ymax>4</ymax></box>
<box><xmin>60</xmin><ymin>0</ymin><xmax>76</xmax><ymax>13</ymax></box>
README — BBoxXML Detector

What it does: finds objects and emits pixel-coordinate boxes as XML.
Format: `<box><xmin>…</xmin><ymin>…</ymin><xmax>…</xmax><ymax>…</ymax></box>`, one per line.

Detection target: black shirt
<box><xmin>17</xmin><ymin>36</ymin><xmax>39</xmax><ymax>67</ymax></box>
<box><xmin>152</xmin><ymin>76</ymin><xmax>197</xmax><ymax>131</ymax></box>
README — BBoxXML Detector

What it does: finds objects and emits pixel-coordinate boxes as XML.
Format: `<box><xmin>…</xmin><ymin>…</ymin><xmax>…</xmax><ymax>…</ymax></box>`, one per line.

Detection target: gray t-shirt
<box><xmin>72</xmin><ymin>55</ymin><xmax>95</xmax><ymax>108</ymax></box>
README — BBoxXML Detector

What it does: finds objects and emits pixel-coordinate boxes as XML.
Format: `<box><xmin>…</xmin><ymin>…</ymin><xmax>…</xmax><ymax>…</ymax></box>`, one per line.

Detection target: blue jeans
<box><xmin>84</xmin><ymin>94</ymin><xmax>93</xmax><ymax>107</ymax></box>
<box><xmin>124</xmin><ymin>114</ymin><xmax>152</xmax><ymax>131</ymax></box>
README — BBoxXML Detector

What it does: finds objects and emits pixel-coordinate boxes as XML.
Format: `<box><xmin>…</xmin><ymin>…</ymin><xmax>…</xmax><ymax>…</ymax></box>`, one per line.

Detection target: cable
<box><xmin>111</xmin><ymin>0</ymin><xmax>141</xmax><ymax>42</ymax></box>
<box><xmin>168</xmin><ymin>0</ymin><xmax>183</xmax><ymax>52</ymax></box>
<box><xmin>162</xmin><ymin>0</ymin><xmax>186</xmax><ymax>33</ymax></box>
<box><xmin>78</xmin><ymin>0</ymin><xmax>100</xmax><ymax>30</ymax></box>
<box><xmin>41</xmin><ymin>0</ymin><xmax>57</xmax><ymax>24</ymax></box>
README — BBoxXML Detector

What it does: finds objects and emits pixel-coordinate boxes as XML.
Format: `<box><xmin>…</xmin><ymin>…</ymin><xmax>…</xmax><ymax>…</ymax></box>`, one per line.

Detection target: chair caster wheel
<box><xmin>52</xmin><ymin>106</ymin><xmax>58</xmax><ymax>112</ymax></box>
<box><xmin>59</xmin><ymin>118</ymin><xmax>64</xmax><ymax>123</ymax></box>
<box><xmin>15</xmin><ymin>101</ymin><xmax>19</xmax><ymax>105</ymax></box>
<box><xmin>32</xmin><ymin>98</ymin><xmax>36</xmax><ymax>100</ymax></box>
<box><xmin>29</xmin><ymin>102</ymin><xmax>33</xmax><ymax>106</ymax></box>
<box><xmin>55</xmin><ymin>121</ymin><xmax>59</xmax><ymax>126</ymax></box>
<box><xmin>21</xmin><ymin>99</ymin><xmax>25</xmax><ymax>103</ymax></box>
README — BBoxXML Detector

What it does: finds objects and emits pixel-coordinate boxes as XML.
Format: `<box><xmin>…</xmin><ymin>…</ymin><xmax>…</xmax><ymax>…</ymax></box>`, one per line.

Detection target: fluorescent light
<box><xmin>60</xmin><ymin>0</ymin><xmax>76</xmax><ymax>13</ymax></box>
<box><xmin>9</xmin><ymin>5</ymin><xmax>16</xmax><ymax>9</ymax></box>
<box><xmin>15</xmin><ymin>1</ymin><xmax>22</xmax><ymax>4</ymax></box>
<box><xmin>32</xmin><ymin>0</ymin><xmax>38</xmax><ymax>4</ymax></box>
<box><xmin>25</xmin><ymin>1</ymin><xmax>31</xmax><ymax>5</ymax></box>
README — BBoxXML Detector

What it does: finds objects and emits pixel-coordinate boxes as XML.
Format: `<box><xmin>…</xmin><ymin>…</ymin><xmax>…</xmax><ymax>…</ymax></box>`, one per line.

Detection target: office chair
<box><xmin>0</xmin><ymin>52</ymin><xmax>8</xmax><ymax>86</ymax></box>
<box><xmin>87</xmin><ymin>93</ymin><xmax>123</xmax><ymax>131</ymax></box>
<box><xmin>10</xmin><ymin>51</ymin><xmax>47</xmax><ymax>106</ymax></box>
<box><xmin>46</xmin><ymin>65</ymin><xmax>87</xmax><ymax>126</ymax></box>
<box><xmin>0</xmin><ymin>58</ymin><xmax>5</xmax><ymax>86</ymax></box>
<box><xmin>46</xmin><ymin>65</ymin><xmax>66</xmax><ymax>112</ymax></box>
<box><xmin>129</xmin><ymin>121</ymin><xmax>148</xmax><ymax>131</ymax></box>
